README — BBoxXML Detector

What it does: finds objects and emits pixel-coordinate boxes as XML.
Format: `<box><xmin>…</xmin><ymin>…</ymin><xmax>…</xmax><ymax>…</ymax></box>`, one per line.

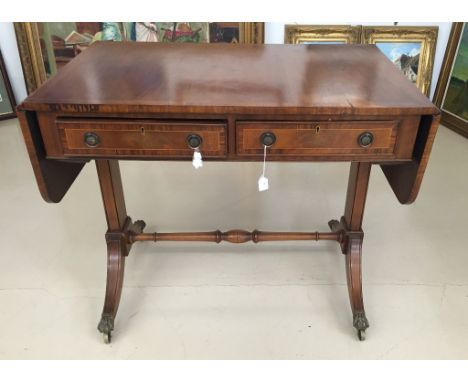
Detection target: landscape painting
<box><xmin>443</xmin><ymin>25</ymin><xmax>468</xmax><ymax>121</ymax></box>
<box><xmin>376</xmin><ymin>42</ymin><xmax>422</xmax><ymax>84</ymax></box>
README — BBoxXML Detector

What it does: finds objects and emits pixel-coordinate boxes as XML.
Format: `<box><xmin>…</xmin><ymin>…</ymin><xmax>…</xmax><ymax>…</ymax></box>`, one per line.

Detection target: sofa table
<box><xmin>17</xmin><ymin>42</ymin><xmax>439</xmax><ymax>342</ymax></box>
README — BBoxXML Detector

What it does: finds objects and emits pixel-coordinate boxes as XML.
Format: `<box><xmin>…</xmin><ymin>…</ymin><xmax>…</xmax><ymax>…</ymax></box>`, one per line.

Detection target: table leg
<box><xmin>330</xmin><ymin>162</ymin><xmax>371</xmax><ymax>340</ymax></box>
<box><xmin>346</xmin><ymin>232</ymin><xmax>368</xmax><ymax>341</ymax></box>
<box><xmin>344</xmin><ymin>161</ymin><xmax>371</xmax><ymax>340</ymax></box>
<box><xmin>95</xmin><ymin>160</ymin><xmax>145</xmax><ymax>343</ymax></box>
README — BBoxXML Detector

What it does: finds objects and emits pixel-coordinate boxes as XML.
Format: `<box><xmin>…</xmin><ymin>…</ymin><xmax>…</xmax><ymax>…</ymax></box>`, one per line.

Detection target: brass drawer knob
<box><xmin>84</xmin><ymin>132</ymin><xmax>100</xmax><ymax>147</ymax></box>
<box><xmin>260</xmin><ymin>132</ymin><xmax>276</xmax><ymax>147</ymax></box>
<box><xmin>187</xmin><ymin>134</ymin><xmax>203</xmax><ymax>149</ymax></box>
<box><xmin>358</xmin><ymin>132</ymin><xmax>373</xmax><ymax>148</ymax></box>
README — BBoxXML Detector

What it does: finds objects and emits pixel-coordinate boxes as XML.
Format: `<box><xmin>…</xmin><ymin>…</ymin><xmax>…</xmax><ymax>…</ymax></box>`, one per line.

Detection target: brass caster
<box><xmin>98</xmin><ymin>315</ymin><xmax>114</xmax><ymax>344</ymax></box>
<box><xmin>328</xmin><ymin>219</ymin><xmax>340</xmax><ymax>231</ymax></box>
<box><xmin>134</xmin><ymin>220</ymin><xmax>146</xmax><ymax>232</ymax></box>
<box><xmin>103</xmin><ymin>331</ymin><xmax>112</xmax><ymax>344</ymax></box>
<box><xmin>353</xmin><ymin>312</ymin><xmax>369</xmax><ymax>341</ymax></box>
<box><xmin>357</xmin><ymin>329</ymin><xmax>366</xmax><ymax>341</ymax></box>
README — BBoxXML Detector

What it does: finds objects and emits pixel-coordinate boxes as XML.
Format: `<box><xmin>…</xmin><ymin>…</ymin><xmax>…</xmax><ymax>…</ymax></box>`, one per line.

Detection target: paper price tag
<box><xmin>192</xmin><ymin>150</ymin><xmax>203</xmax><ymax>169</ymax></box>
<box><xmin>258</xmin><ymin>175</ymin><xmax>269</xmax><ymax>192</ymax></box>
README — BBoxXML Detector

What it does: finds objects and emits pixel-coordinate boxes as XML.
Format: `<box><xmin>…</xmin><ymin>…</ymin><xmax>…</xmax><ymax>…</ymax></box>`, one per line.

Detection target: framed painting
<box><xmin>14</xmin><ymin>22</ymin><xmax>264</xmax><ymax>94</ymax></box>
<box><xmin>362</xmin><ymin>26</ymin><xmax>438</xmax><ymax>96</ymax></box>
<box><xmin>0</xmin><ymin>49</ymin><xmax>17</xmax><ymax>121</ymax></box>
<box><xmin>134</xmin><ymin>22</ymin><xmax>209</xmax><ymax>42</ymax></box>
<box><xmin>284</xmin><ymin>25</ymin><xmax>361</xmax><ymax>44</ymax></box>
<box><xmin>433</xmin><ymin>22</ymin><xmax>468</xmax><ymax>138</ymax></box>
<box><xmin>210</xmin><ymin>22</ymin><xmax>242</xmax><ymax>43</ymax></box>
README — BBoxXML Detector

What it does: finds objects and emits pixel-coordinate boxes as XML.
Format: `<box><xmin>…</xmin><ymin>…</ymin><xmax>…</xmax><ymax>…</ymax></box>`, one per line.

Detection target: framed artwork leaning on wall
<box><xmin>362</xmin><ymin>26</ymin><xmax>438</xmax><ymax>97</ymax></box>
<box><xmin>284</xmin><ymin>25</ymin><xmax>361</xmax><ymax>44</ymax></box>
<box><xmin>0</xmin><ymin>49</ymin><xmax>16</xmax><ymax>121</ymax></box>
<box><xmin>433</xmin><ymin>22</ymin><xmax>468</xmax><ymax>138</ymax></box>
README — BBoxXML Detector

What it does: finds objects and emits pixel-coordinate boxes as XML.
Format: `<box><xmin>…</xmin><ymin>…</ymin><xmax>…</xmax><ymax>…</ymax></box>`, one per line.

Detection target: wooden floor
<box><xmin>0</xmin><ymin>118</ymin><xmax>467</xmax><ymax>359</ymax></box>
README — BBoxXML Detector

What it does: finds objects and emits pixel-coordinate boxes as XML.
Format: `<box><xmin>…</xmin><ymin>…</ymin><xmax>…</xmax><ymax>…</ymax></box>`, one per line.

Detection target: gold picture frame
<box><xmin>433</xmin><ymin>22</ymin><xmax>468</xmax><ymax>138</ymax></box>
<box><xmin>285</xmin><ymin>25</ymin><xmax>361</xmax><ymax>44</ymax></box>
<box><xmin>15</xmin><ymin>22</ymin><xmax>264</xmax><ymax>94</ymax></box>
<box><xmin>362</xmin><ymin>26</ymin><xmax>438</xmax><ymax>96</ymax></box>
<box><xmin>14</xmin><ymin>22</ymin><xmax>47</xmax><ymax>94</ymax></box>
<box><xmin>240</xmin><ymin>22</ymin><xmax>264</xmax><ymax>45</ymax></box>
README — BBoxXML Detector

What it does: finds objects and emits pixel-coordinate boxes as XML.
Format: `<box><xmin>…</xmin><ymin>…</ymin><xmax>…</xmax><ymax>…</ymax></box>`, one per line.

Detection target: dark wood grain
<box><xmin>20</xmin><ymin>42</ymin><xmax>437</xmax><ymax>116</ymax></box>
<box><xmin>95</xmin><ymin>160</ymin><xmax>146</xmax><ymax>342</ymax></box>
<box><xmin>96</xmin><ymin>160</ymin><xmax>127</xmax><ymax>230</ymax></box>
<box><xmin>381</xmin><ymin>113</ymin><xmax>440</xmax><ymax>204</ymax></box>
<box><xmin>59</xmin><ymin>118</ymin><xmax>227</xmax><ymax>158</ymax></box>
<box><xmin>344</xmin><ymin>162</ymin><xmax>371</xmax><ymax>231</ymax></box>
<box><xmin>17</xmin><ymin>43</ymin><xmax>439</xmax><ymax>203</ymax></box>
<box><xmin>130</xmin><ymin>229</ymin><xmax>341</xmax><ymax>243</ymax></box>
<box><xmin>330</xmin><ymin>162</ymin><xmax>372</xmax><ymax>339</ymax></box>
<box><xmin>95</xmin><ymin>159</ymin><xmax>128</xmax><ymax>341</ymax></box>
<box><xmin>237</xmin><ymin>120</ymin><xmax>398</xmax><ymax>157</ymax></box>
<box><xmin>343</xmin><ymin>163</ymin><xmax>371</xmax><ymax>338</ymax></box>
<box><xmin>17</xmin><ymin>110</ymin><xmax>86</xmax><ymax>203</ymax></box>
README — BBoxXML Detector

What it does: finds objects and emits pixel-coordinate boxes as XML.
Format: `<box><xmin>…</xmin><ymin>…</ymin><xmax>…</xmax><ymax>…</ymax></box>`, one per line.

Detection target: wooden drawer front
<box><xmin>58</xmin><ymin>119</ymin><xmax>227</xmax><ymax>158</ymax></box>
<box><xmin>237</xmin><ymin>121</ymin><xmax>398</xmax><ymax>157</ymax></box>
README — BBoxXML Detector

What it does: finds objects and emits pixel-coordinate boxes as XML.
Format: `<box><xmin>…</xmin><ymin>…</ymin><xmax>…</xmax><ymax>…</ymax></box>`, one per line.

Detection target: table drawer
<box><xmin>236</xmin><ymin>121</ymin><xmax>398</xmax><ymax>157</ymax></box>
<box><xmin>57</xmin><ymin>119</ymin><xmax>227</xmax><ymax>158</ymax></box>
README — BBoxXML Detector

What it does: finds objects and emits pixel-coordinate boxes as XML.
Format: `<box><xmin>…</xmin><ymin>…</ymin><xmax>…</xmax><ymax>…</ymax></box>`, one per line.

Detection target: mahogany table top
<box><xmin>21</xmin><ymin>42</ymin><xmax>437</xmax><ymax>116</ymax></box>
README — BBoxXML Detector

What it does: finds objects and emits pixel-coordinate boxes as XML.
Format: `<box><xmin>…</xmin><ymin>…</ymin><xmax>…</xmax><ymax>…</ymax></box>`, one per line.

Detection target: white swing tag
<box><xmin>258</xmin><ymin>144</ymin><xmax>269</xmax><ymax>192</ymax></box>
<box><xmin>192</xmin><ymin>149</ymin><xmax>203</xmax><ymax>169</ymax></box>
<box><xmin>258</xmin><ymin>175</ymin><xmax>269</xmax><ymax>192</ymax></box>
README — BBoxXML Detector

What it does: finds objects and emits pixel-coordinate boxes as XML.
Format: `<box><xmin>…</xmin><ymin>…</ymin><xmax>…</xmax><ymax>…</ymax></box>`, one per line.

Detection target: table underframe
<box><xmin>95</xmin><ymin>159</ymin><xmax>371</xmax><ymax>343</ymax></box>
